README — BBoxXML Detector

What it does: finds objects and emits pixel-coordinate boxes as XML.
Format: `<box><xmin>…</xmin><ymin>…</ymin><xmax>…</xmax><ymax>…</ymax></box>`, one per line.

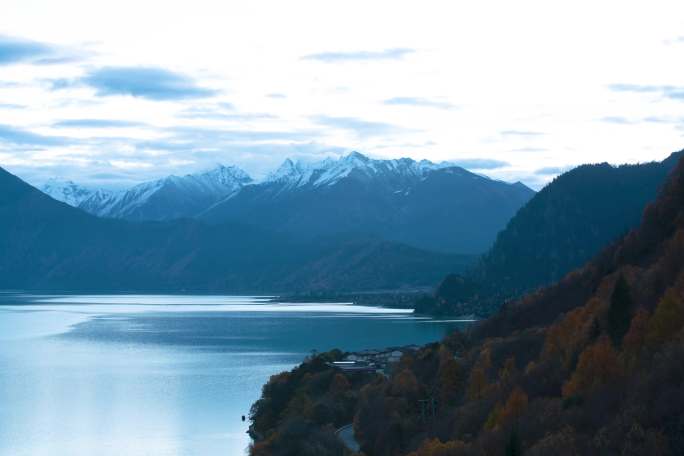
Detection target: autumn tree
<box><xmin>500</xmin><ymin>387</ymin><xmax>528</xmax><ymax>423</ymax></box>
<box><xmin>329</xmin><ymin>373</ymin><xmax>350</xmax><ymax>395</ymax></box>
<box><xmin>390</xmin><ymin>368</ymin><xmax>421</xmax><ymax>399</ymax></box>
<box><xmin>407</xmin><ymin>438</ymin><xmax>468</xmax><ymax>456</ymax></box>
<box><xmin>562</xmin><ymin>336</ymin><xmax>622</xmax><ymax>397</ymax></box>
<box><xmin>646</xmin><ymin>289</ymin><xmax>684</xmax><ymax>348</ymax></box>
<box><xmin>622</xmin><ymin>308</ymin><xmax>650</xmax><ymax>369</ymax></box>
<box><xmin>543</xmin><ymin>298</ymin><xmax>602</xmax><ymax>368</ymax></box>
<box><xmin>486</xmin><ymin>387</ymin><xmax>528</xmax><ymax>430</ymax></box>
<box><xmin>467</xmin><ymin>366</ymin><xmax>489</xmax><ymax>401</ymax></box>
<box><xmin>437</xmin><ymin>346</ymin><xmax>462</xmax><ymax>404</ymax></box>
<box><xmin>498</xmin><ymin>356</ymin><xmax>517</xmax><ymax>386</ymax></box>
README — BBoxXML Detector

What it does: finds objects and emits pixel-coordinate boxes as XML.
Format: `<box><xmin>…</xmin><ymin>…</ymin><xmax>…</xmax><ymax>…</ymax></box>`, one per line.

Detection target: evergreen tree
<box><xmin>607</xmin><ymin>275</ymin><xmax>633</xmax><ymax>346</ymax></box>
<box><xmin>505</xmin><ymin>425</ymin><xmax>523</xmax><ymax>456</ymax></box>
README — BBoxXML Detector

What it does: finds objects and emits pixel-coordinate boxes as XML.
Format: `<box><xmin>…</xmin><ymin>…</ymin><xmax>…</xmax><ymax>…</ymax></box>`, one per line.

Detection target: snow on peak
<box><xmin>40</xmin><ymin>179</ymin><xmax>95</xmax><ymax>207</ymax></box>
<box><xmin>71</xmin><ymin>164</ymin><xmax>254</xmax><ymax>218</ymax></box>
<box><xmin>265</xmin><ymin>151</ymin><xmax>454</xmax><ymax>188</ymax></box>
<box><xmin>200</xmin><ymin>165</ymin><xmax>252</xmax><ymax>187</ymax></box>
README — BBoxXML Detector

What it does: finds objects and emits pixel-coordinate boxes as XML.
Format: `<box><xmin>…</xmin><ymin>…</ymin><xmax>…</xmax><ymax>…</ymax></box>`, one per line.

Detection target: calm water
<box><xmin>0</xmin><ymin>294</ymin><xmax>467</xmax><ymax>456</ymax></box>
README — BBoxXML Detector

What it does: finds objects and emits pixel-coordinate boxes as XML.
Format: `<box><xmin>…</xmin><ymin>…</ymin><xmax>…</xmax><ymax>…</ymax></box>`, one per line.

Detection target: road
<box><xmin>335</xmin><ymin>423</ymin><xmax>361</xmax><ymax>453</ymax></box>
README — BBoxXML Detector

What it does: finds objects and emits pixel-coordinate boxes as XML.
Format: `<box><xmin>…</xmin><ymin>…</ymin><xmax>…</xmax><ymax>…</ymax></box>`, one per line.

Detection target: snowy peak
<box><xmin>265</xmin><ymin>151</ymin><xmax>455</xmax><ymax>188</ymax></box>
<box><xmin>42</xmin><ymin>164</ymin><xmax>254</xmax><ymax>221</ymax></box>
<box><xmin>40</xmin><ymin>179</ymin><xmax>95</xmax><ymax>207</ymax></box>
<box><xmin>195</xmin><ymin>165</ymin><xmax>253</xmax><ymax>188</ymax></box>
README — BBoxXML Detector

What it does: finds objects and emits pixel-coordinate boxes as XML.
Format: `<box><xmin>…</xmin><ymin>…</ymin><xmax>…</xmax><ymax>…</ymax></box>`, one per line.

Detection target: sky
<box><xmin>1</xmin><ymin>0</ymin><xmax>683</xmax><ymax>189</ymax></box>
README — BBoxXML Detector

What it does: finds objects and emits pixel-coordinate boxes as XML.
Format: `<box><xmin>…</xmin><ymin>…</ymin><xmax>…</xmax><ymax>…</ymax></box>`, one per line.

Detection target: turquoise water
<box><xmin>0</xmin><ymin>294</ymin><xmax>467</xmax><ymax>455</ymax></box>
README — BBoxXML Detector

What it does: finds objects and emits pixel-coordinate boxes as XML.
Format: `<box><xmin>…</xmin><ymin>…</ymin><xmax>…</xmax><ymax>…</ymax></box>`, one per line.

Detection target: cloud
<box><xmin>171</xmin><ymin>126</ymin><xmax>315</xmax><ymax>143</ymax></box>
<box><xmin>0</xmin><ymin>103</ymin><xmax>24</xmax><ymax>109</ymax></box>
<box><xmin>110</xmin><ymin>160</ymin><xmax>155</xmax><ymax>169</ymax></box>
<box><xmin>384</xmin><ymin>97</ymin><xmax>455</xmax><ymax>109</ymax></box>
<box><xmin>0</xmin><ymin>35</ymin><xmax>55</xmax><ymax>65</ymax></box>
<box><xmin>600</xmin><ymin>116</ymin><xmax>635</xmax><ymax>125</ymax></box>
<box><xmin>267</xmin><ymin>93</ymin><xmax>286</xmax><ymax>99</ymax></box>
<box><xmin>0</xmin><ymin>35</ymin><xmax>82</xmax><ymax>65</ymax></box>
<box><xmin>663</xmin><ymin>36</ymin><xmax>684</xmax><ymax>45</ymax></box>
<box><xmin>608</xmin><ymin>83</ymin><xmax>684</xmax><ymax>101</ymax></box>
<box><xmin>500</xmin><ymin>130</ymin><xmax>545</xmax><ymax>137</ymax></box>
<box><xmin>0</xmin><ymin>124</ymin><xmax>69</xmax><ymax>146</ymax></box>
<box><xmin>178</xmin><ymin>105</ymin><xmax>276</xmax><ymax>121</ymax></box>
<box><xmin>302</xmin><ymin>48</ymin><xmax>415</xmax><ymax>62</ymax></box>
<box><xmin>451</xmin><ymin>158</ymin><xmax>510</xmax><ymax>170</ymax></box>
<box><xmin>81</xmin><ymin>66</ymin><xmax>217</xmax><ymax>100</ymax></box>
<box><xmin>535</xmin><ymin>166</ymin><xmax>571</xmax><ymax>175</ymax></box>
<box><xmin>510</xmin><ymin>147</ymin><xmax>548</xmax><ymax>153</ymax></box>
<box><xmin>312</xmin><ymin>115</ymin><xmax>410</xmax><ymax>138</ymax></box>
<box><xmin>53</xmin><ymin>119</ymin><xmax>146</xmax><ymax>128</ymax></box>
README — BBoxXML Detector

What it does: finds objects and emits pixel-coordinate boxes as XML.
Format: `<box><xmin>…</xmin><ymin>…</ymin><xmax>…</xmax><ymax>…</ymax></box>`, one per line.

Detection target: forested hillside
<box><xmin>249</xmin><ymin>153</ymin><xmax>684</xmax><ymax>455</ymax></box>
<box><xmin>417</xmin><ymin>151</ymin><xmax>682</xmax><ymax>316</ymax></box>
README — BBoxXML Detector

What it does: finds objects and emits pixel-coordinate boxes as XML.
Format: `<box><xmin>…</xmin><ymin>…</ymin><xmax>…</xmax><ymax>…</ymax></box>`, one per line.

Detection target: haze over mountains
<box><xmin>40</xmin><ymin>152</ymin><xmax>535</xmax><ymax>254</ymax></box>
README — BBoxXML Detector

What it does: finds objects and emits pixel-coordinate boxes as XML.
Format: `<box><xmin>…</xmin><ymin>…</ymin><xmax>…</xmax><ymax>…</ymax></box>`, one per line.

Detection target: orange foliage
<box><xmin>562</xmin><ymin>336</ymin><xmax>622</xmax><ymax>397</ymax></box>
<box><xmin>622</xmin><ymin>307</ymin><xmax>650</xmax><ymax>369</ymax></box>
<box><xmin>407</xmin><ymin>438</ymin><xmax>467</xmax><ymax>456</ymax></box>
<box><xmin>498</xmin><ymin>356</ymin><xmax>517</xmax><ymax>385</ymax></box>
<box><xmin>646</xmin><ymin>288</ymin><xmax>684</xmax><ymax>348</ymax></box>
<box><xmin>437</xmin><ymin>346</ymin><xmax>462</xmax><ymax>404</ymax></box>
<box><xmin>390</xmin><ymin>368</ymin><xmax>421</xmax><ymax>398</ymax></box>
<box><xmin>543</xmin><ymin>297</ymin><xmax>603</xmax><ymax>368</ymax></box>
<box><xmin>329</xmin><ymin>372</ymin><xmax>351</xmax><ymax>394</ymax></box>
<box><xmin>466</xmin><ymin>366</ymin><xmax>488</xmax><ymax>401</ymax></box>
<box><xmin>486</xmin><ymin>387</ymin><xmax>528</xmax><ymax>430</ymax></box>
<box><xmin>500</xmin><ymin>387</ymin><xmax>528</xmax><ymax>422</ymax></box>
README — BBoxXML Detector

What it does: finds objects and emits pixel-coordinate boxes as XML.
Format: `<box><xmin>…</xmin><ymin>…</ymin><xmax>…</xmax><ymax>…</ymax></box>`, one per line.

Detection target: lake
<box><xmin>0</xmin><ymin>293</ymin><xmax>469</xmax><ymax>456</ymax></box>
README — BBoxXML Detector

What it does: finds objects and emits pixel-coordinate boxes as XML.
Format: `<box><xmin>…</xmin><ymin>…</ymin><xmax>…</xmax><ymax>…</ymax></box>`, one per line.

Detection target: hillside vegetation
<box><xmin>249</xmin><ymin>153</ymin><xmax>684</xmax><ymax>455</ymax></box>
<box><xmin>417</xmin><ymin>151</ymin><xmax>682</xmax><ymax>316</ymax></box>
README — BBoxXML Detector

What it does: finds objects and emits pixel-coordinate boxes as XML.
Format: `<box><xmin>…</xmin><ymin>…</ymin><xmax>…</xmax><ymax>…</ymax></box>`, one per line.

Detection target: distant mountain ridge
<box><xmin>2</xmin><ymin>166</ymin><xmax>472</xmax><ymax>292</ymax></box>
<box><xmin>42</xmin><ymin>165</ymin><xmax>252</xmax><ymax>221</ymax></box>
<box><xmin>40</xmin><ymin>178</ymin><xmax>96</xmax><ymax>206</ymax></box>
<box><xmin>37</xmin><ymin>152</ymin><xmax>535</xmax><ymax>254</ymax></box>
<box><xmin>200</xmin><ymin>152</ymin><xmax>535</xmax><ymax>254</ymax></box>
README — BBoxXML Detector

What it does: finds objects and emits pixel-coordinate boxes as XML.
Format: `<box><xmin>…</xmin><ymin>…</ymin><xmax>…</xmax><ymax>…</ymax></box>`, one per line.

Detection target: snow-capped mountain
<box><xmin>263</xmin><ymin>151</ymin><xmax>453</xmax><ymax>189</ymax></box>
<box><xmin>40</xmin><ymin>179</ymin><xmax>96</xmax><ymax>207</ymax></box>
<box><xmin>50</xmin><ymin>165</ymin><xmax>253</xmax><ymax>221</ymax></box>
<box><xmin>35</xmin><ymin>153</ymin><xmax>534</xmax><ymax>253</ymax></box>
<box><xmin>201</xmin><ymin>152</ymin><xmax>535</xmax><ymax>254</ymax></box>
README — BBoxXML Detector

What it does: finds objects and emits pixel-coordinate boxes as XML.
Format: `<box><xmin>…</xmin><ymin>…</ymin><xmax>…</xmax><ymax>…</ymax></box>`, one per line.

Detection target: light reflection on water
<box><xmin>0</xmin><ymin>294</ymin><xmax>466</xmax><ymax>456</ymax></box>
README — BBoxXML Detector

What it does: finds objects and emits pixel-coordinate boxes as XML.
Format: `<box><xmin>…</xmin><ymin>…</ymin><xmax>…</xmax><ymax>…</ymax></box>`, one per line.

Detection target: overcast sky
<box><xmin>1</xmin><ymin>0</ymin><xmax>683</xmax><ymax>189</ymax></box>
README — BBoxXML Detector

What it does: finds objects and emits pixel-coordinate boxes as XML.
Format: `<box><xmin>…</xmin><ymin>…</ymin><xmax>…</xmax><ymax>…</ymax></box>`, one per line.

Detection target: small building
<box><xmin>327</xmin><ymin>361</ymin><xmax>377</xmax><ymax>374</ymax></box>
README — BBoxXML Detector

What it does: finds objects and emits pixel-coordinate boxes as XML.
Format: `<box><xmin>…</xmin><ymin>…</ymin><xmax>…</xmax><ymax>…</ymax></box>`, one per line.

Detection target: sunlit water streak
<box><xmin>0</xmin><ymin>294</ymin><xmax>466</xmax><ymax>456</ymax></box>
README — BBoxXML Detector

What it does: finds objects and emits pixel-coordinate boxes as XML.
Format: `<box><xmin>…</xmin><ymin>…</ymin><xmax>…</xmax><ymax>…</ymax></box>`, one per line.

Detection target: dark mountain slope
<box><xmin>0</xmin><ymin>167</ymin><xmax>469</xmax><ymax>291</ymax></box>
<box><xmin>248</xmin><ymin>152</ymin><xmax>684</xmax><ymax>456</ymax></box>
<box><xmin>420</xmin><ymin>151</ymin><xmax>682</xmax><ymax>316</ymax></box>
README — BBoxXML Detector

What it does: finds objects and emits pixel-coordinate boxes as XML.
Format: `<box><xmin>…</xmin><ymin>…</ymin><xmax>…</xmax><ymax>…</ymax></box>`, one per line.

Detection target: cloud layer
<box><xmin>302</xmin><ymin>48</ymin><xmax>414</xmax><ymax>62</ymax></box>
<box><xmin>81</xmin><ymin>66</ymin><xmax>216</xmax><ymax>100</ymax></box>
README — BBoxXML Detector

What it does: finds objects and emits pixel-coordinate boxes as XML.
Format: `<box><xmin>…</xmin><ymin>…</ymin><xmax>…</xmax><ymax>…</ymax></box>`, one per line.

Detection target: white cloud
<box><xmin>1</xmin><ymin>0</ymin><xmax>683</xmax><ymax>188</ymax></box>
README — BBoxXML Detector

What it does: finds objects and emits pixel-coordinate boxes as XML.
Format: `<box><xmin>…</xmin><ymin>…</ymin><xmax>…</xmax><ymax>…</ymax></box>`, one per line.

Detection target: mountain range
<box><xmin>41</xmin><ymin>152</ymin><xmax>535</xmax><ymax>254</ymax></box>
<box><xmin>1</xmin><ymin>166</ymin><xmax>473</xmax><ymax>292</ymax></box>
<box><xmin>42</xmin><ymin>164</ymin><xmax>253</xmax><ymax>221</ymax></box>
